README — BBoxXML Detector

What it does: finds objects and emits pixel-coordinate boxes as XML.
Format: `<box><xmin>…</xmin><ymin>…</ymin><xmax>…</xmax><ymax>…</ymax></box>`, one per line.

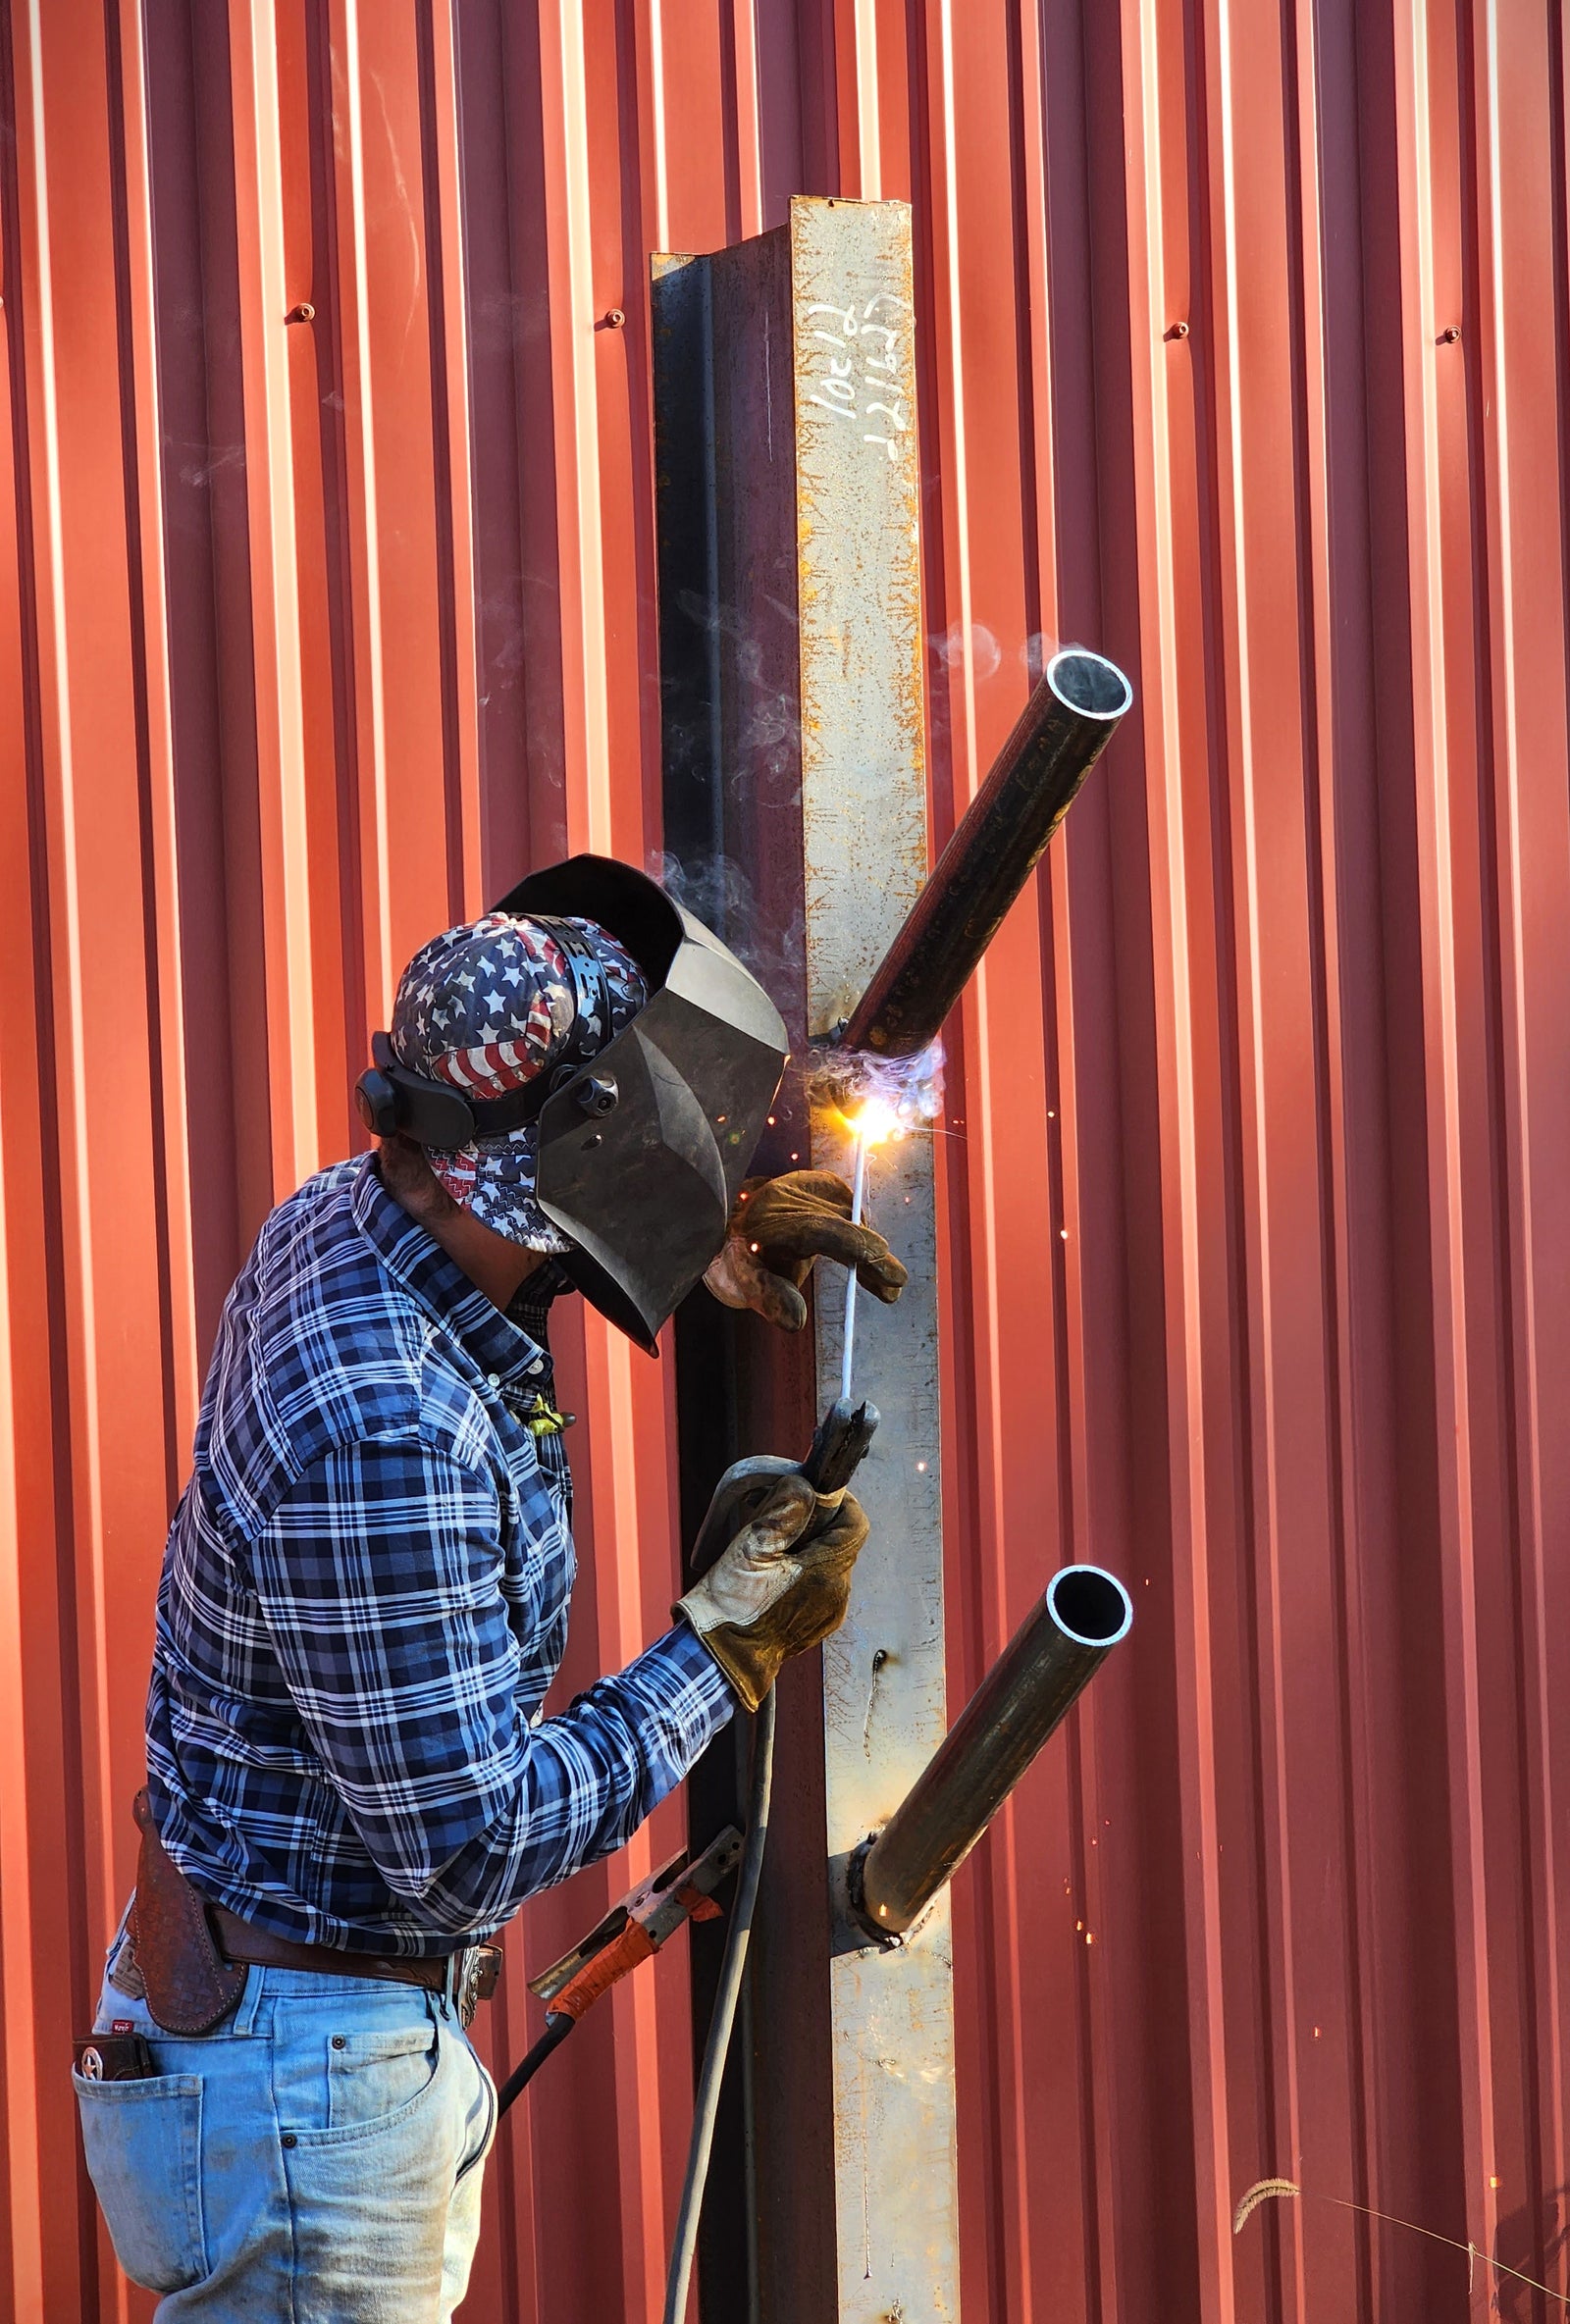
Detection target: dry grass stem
<box><xmin>1231</xmin><ymin>2177</ymin><xmax>1570</xmax><ymax>2308</ymax></box>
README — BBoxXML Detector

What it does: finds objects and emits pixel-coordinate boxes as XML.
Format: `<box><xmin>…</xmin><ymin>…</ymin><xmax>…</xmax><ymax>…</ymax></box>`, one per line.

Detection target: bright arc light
<box><xmin>849</xmin><ymin>1097</ymin><xmax>902</xmax><ymax>1149</ymax></box>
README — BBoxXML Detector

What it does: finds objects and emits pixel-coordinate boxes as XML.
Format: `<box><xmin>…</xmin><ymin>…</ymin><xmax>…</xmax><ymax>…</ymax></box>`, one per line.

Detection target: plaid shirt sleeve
<box><xmin>247</xmin><ymin>1430</ymin><xmax>733</xmax><ymax>1937</ymax></box>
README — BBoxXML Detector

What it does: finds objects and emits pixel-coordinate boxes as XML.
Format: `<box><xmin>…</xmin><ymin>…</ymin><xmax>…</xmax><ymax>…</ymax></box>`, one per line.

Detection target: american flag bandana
<box><xmin>390</xmin><ymin>910</ymin><xmax>648</xmax><ymax>1249</ymax></box>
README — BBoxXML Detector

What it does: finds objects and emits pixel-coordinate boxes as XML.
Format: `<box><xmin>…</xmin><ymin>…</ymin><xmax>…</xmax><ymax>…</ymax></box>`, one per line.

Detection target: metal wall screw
<box><xmin>602</xmin><ymin>307</ymin><xmax>625</xmax><ymax>329</ymax></box>
<box><xmin>1437</xmin><ymin>323</ymin><xmax>1461</xmax><ymax>344</ymax></box>
<box><xmin>285</xmin><ymin>302</ymin><xmax>316</xmax><ymax>325</ymax></box>
<box><xmin>1165</xmin><ymin>320</ymin><xmax>1190</xmax><ymax>341</ymax></box>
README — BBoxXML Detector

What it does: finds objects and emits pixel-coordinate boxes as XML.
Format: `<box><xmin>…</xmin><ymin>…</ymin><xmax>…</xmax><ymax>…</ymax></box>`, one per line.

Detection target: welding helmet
<box><xmin>357</xmin><ymin>855</ymin><xmax>789</xmax><ymax>1351</ymax></box>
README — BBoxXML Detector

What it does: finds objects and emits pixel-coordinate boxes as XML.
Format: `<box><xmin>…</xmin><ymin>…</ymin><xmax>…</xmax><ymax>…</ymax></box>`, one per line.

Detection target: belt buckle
<box><xmin>453</xmin><ymin>1942</ymin><xmax>501</xmax><ymax>2028</ymax></box>
<box><xmin>455</xmin><ymin>1947</ymin><xmax>482</xmax><ymax>2030</ymax></box>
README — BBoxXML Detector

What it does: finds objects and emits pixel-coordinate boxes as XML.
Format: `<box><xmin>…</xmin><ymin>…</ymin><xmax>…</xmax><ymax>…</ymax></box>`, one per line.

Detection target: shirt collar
<box><xmin>350</xmin><ymin>1156</ymin><xmax>550</xmax><ymax>1387</ymax></box>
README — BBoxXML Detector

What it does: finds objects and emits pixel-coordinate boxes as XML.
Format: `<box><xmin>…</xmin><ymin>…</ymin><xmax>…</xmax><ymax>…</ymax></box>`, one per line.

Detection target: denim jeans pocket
<box><xmin>321</xmin><ymin>2021</ymin><xmax>440</xmax><ymax>2136</ymax></box>
<box><xmin>74</xmin><ymin>2069</ymin><xmax>206</xmax><ymax>2294</ymax></box>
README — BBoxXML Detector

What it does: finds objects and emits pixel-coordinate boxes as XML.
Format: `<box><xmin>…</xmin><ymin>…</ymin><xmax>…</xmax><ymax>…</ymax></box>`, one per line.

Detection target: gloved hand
<box><xmin>703</xmin><ymin>1170</ymin><xmax>908</xmax><ymax>1332</ymax></box>
<box><xmin>676</xmin><ymin>1472</ymin><xmax>870</xmax><ymax>1712</ymax></box>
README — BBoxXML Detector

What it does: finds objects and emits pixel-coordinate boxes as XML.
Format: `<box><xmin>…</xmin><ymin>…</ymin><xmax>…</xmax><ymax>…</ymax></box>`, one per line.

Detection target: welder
<box><xmin>74</xmin><ymin>854</ymin><xmax>906</xmax><ymax>2321</ymax></box>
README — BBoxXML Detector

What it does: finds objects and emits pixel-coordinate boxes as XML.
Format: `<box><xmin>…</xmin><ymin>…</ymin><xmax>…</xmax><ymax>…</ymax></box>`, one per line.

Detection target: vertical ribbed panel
<box><xmin>0</xmin><ymin>4</ymin><xmax>1565</xmax><ymax>2318</ymax></box>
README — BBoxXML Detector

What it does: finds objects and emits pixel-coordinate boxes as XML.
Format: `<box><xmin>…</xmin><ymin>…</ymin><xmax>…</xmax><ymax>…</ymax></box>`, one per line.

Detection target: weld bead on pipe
<box><xmin>855</xmin><ymin>1565</ymin><xmax>1132</xmax><ymax>1941</ymax></box>
<box><xmin>841</xmin><ymin>648</ymin><xmax>1132</xmax><ymax>1059</ymax></box>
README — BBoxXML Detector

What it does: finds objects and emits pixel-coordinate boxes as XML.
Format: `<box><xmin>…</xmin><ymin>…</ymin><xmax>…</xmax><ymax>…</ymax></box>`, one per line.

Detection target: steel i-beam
<box><xmin>654</xmin><ymin>196</ymin><xmax>957</xmax><ymax>2324</ymax></box>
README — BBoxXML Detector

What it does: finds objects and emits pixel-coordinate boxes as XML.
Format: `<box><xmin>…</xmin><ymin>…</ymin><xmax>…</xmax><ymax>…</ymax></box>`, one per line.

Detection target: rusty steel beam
<box><xmin>655</xmin><ymin>196</ymin><xmax>955</xmax><ymax>2324</ymax></box>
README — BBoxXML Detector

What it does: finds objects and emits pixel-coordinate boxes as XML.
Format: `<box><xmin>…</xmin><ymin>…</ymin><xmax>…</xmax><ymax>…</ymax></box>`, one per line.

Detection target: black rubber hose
<box><xmin>496</xmin><ymin>2006</ymin><xmax>575</xmax><ymax>2117</ymax></box>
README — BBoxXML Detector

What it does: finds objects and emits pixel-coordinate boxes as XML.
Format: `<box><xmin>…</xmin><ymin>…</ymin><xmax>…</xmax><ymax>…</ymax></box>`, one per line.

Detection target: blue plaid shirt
<box><xmin>145</xmin><ymin>1156</ymin><xmax>733</xmax><ymax>1953</ymax></box>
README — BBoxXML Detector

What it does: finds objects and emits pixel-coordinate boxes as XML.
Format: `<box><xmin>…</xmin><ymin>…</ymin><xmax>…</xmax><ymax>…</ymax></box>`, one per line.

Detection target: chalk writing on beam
<box><xmin>803</xmin><ymin>293</ymin><xmax>912</xmax><ymax>457</ymax></box>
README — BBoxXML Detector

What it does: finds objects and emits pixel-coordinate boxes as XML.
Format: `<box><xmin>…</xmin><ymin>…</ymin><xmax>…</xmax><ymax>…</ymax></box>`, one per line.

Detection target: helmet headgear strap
<box><xmin>355</xmin><ymin>921</ymin><xmax>615</xmax><ymax>1149</ymax></box>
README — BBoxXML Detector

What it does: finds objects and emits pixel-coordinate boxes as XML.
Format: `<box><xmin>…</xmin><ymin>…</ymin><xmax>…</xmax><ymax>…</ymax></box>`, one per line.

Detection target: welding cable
<box><xmin>496</xmin><ymin>2005</ymin><xmax>575</xmax><ymax>2115</ymax></box>
<box><xmin>661</xmin><ymin>1686</ymin><xmax>777</xmax><ymax>2324</ymax></box>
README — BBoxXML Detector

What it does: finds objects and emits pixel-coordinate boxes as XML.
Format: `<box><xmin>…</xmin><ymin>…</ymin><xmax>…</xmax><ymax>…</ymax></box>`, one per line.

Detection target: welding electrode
<box><xmin>839</xmin><ymin>1127</ymin><xmax>870</xmax><ymax>1400</ymax></box>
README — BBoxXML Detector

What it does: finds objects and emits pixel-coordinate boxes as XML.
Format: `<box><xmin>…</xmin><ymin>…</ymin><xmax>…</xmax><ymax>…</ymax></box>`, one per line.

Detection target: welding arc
<box><xmin>663</xmin><ymin>1689</ymin><xmax>775</xmax><ymax>2324</ymax></box>
<box><xmin>841</xmin><ymin>647</ymin><xmax>1132</xmax><ymax>1059</ymax></box>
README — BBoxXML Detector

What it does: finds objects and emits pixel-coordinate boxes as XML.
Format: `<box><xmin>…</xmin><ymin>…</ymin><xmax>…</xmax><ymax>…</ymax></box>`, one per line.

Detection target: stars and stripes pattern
<box><xmin>143</xmin><ymin>1156</ymin><xmax>733</xmax><ymax>1952</ymax></box>
<box><xmin>388</xmin><ymin>911</ymin><xmax>648</xmax><ymax>1250</ymax></box>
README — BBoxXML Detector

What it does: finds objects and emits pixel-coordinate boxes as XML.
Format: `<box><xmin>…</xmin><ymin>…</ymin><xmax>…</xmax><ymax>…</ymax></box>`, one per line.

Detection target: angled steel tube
<box><xmin>852</xmin><ymin>1565</ymin><xmax>1133</xmax><ymax>1941</ymax></box>
<box><xmin>840</xmin><ymin>648</ymin><xmax>1133</xmax><ymax>1059</ymax></box>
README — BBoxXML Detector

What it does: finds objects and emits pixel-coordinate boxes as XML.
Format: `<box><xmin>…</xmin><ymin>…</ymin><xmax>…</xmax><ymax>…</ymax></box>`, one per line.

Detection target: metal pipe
<box><xmin>840</xmin><ymin>648</ymin><xmax>1133</xmax><ymax>1059</ymax></box>
<box><xmin>853</xmin><ymin>1564</ymin><xmax>1132</xmax><ymax>1940</ymax></box>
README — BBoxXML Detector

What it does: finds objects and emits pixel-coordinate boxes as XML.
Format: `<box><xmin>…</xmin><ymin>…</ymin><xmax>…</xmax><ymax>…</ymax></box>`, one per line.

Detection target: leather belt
<box><xmin>211</xmin><ymin>1905</ymin><xmax>501</xmax><ymax>2021</ymax></box>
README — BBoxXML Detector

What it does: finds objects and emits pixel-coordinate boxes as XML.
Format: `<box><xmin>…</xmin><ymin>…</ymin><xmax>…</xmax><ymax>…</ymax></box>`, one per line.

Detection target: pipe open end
<box><xmin>1046</xmin><ymin>1564</ymin><xmax>1134</xmax><ymax>1647</ymax></box>
<box><xmin>1048</xmin><ymin>648</ymin><xmax>1133</xmax><ymax>721</ymax></box>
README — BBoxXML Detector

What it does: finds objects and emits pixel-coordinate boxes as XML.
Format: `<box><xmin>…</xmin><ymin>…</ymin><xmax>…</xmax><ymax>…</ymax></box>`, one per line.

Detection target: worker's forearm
<box><xmin>403</xmin><ymin>1625</ymin><xmax>733</xmax><ymax>1937</ymax></box>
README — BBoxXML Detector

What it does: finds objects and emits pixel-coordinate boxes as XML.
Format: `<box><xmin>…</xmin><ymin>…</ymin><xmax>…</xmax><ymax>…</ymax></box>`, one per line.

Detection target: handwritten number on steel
<box><xmin>803</xmin><ymin>294</ymin><xmax>911</xmax><ymax>455</ymax></box>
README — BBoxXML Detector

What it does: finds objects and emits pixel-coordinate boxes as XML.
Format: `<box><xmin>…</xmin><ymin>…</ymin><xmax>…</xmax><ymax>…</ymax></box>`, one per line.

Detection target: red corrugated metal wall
<box><xmin>1</xmin><ymin>3</ymin><xmax>1565</xmax><ymax>2319</ymax></box>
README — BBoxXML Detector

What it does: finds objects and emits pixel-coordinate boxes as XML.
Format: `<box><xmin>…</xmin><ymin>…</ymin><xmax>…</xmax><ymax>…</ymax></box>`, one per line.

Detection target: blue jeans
<box><xmin>75</xmin><ymin>1953</ymin><xmax>496</xmax><ymax>2320</ymax></box>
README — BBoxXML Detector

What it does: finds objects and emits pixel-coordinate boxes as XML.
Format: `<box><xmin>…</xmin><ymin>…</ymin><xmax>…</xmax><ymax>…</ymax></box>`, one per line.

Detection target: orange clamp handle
<box><xmin>548</xmin><ymin>1922</ymin><xmax>656</xmax><ymax>2022</ymax></box>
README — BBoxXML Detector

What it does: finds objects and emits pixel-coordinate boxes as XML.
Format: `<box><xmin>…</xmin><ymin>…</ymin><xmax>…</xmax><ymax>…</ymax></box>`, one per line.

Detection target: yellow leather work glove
<box><xmin>703</xmin><ymin>1170</ymin><xmax>909</xmax><ymax>1332</ymax></box>
<box><xmin>675</xmin><ymin>1472</ymin><xmax>870</xmax><ymax>1713</ymax></box>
